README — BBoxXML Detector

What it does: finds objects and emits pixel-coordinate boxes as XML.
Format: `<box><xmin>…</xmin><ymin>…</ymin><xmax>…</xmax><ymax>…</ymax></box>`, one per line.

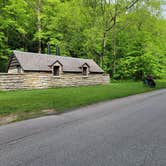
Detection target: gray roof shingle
<box><xmin>12</xmin><ymin>51</ymin><xmax>104</xmax><ymax>73</ymax></box>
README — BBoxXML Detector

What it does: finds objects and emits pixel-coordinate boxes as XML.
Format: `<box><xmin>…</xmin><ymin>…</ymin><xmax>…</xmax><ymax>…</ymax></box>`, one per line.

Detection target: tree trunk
<box><xmin>100</xmin><ymin>31</ymin><xmax>107</xmax><ymax>68</ymax></box>
<box><xmin>112</xmin><ymin>16</ymin><xmax>117</xmax><ymax>76</ymax></box>
<box><xmin>37</xmin><ymin>0</ymin><xmax>42</xmax><ymax>53</ymax></box>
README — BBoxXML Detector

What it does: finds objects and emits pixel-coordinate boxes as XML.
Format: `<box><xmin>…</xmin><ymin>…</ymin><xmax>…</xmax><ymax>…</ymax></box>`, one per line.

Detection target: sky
<box><xmin>162</xmin><ymin>5</ymin><xmax>166</xmax><ymax>17</ymax></box>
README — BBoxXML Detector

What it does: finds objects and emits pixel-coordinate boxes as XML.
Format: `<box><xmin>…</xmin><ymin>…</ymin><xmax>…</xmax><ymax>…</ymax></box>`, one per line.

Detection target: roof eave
<box><xmin>23</xmin><ymin>69</ymin><xmax>103</xmax><ymax>73</ymax></box>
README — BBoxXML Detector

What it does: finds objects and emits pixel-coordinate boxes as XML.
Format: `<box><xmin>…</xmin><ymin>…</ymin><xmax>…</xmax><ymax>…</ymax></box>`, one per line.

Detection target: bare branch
<box><xmin>126</xmin><ymin>0</ymin><xmax>140</xmax><ymax>10</ymax></box>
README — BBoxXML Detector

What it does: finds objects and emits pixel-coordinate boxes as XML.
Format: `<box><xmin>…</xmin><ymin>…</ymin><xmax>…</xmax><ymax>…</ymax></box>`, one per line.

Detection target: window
<box><xmin>83</xmin><ymin>67</ymin><xmax>88</xmax><ymax>76</ymax></box>
<box><xmin>53</xmin><ymin>66</ymin><xmax>60</xmax><ymax>76</ymax></box>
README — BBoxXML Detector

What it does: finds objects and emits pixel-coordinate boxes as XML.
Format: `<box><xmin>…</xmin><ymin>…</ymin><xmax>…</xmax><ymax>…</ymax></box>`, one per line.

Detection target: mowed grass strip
<box><xmin>0</xmin><ymin>80</ymin><xmax>166</xmax><ymax>120</ymax></box>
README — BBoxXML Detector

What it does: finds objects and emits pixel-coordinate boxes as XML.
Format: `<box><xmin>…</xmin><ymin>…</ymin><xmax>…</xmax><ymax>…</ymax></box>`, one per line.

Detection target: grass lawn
<box><xmin>0</xmin><ymin>80</ymin><xmax>166</xmax><ymax>122</ymax></box>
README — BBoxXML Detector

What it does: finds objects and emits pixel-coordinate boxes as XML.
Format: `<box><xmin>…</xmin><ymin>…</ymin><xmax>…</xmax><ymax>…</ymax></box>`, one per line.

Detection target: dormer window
<box><xmin>82</xmin><ymin>63</ymin><xmax>89</xmax><ymax>76</ymax></box>
<box><xmin>53</xmin><ymin>66</ymin><xmax>60</xmax><ymax>76</ymax></box>
<box><xmin>50</xmin><ymin>60</ymin><xmax>63</xmax><ymax>77</ymax></box>
<box><xmin>83</xmin><ymin>67</ymin><xmax>88</xmax><ymax>76</ymax></box>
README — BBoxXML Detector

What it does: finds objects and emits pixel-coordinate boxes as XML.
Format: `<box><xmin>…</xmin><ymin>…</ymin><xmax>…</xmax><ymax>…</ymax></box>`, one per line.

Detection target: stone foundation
<box><xmin>0</xmin><ymin>73</ymin><xmax>110</xmax><ymax>91</ymax></box>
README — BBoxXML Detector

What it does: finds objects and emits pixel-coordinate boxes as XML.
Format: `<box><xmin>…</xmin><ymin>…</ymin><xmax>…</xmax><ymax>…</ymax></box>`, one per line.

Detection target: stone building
<box><xmin>0</xmin><ymin>51</ymin><xmax>110</xmax><ymax>91</ymax></box>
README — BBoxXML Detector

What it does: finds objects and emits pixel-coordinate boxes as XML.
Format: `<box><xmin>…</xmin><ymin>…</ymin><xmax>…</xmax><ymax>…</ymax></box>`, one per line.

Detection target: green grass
<box><xmin>0</xmin><ymin>80</ymin><xmax>166</xmax><ymax>121</ymax></box>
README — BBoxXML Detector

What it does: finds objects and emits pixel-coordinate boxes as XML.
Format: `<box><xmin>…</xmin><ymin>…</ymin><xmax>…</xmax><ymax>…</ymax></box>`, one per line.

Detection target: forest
<box><xmin>0</xmin><ymin>0</ymin><xmax>166</xmax><ymax>80</ymax></box>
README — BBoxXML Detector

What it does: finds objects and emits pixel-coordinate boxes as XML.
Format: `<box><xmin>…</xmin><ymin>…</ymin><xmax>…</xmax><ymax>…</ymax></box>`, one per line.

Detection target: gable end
<box><xmin>8</xmin><ymin>54</ymin><xmax>23</xmax><ymax>73</ymax></box>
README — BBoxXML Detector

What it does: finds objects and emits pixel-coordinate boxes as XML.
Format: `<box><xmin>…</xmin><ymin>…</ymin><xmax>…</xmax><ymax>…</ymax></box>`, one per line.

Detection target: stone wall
<box><xmin>0</xmin><ymin>73</ymin><xmax>25</xmax><ymax>90</ymax></box>
<box><xmin>0</xmin><ymin>72</ymin><xmax>110</xmax><ymax>91</ymax></box>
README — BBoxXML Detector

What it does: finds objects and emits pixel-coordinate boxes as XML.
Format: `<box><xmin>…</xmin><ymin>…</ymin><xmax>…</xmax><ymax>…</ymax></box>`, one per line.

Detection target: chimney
<box><xmin>56</xmin><ymin>44</ymin><xmax>60</xmax><ymax>56</ymax></box>
<box><xmin>47</xmin><ymin>43</ymin><xmax>51</xmax><ymax>54</ymax></box>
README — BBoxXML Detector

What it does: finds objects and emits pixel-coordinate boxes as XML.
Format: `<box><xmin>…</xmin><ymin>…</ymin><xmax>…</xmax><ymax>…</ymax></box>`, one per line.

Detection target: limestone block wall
<box><xmin>50</xmin><ymin>73</ymin><xmax>110</xmax><ymax>87</ymax></box>
<box><xmin>0</xmin><ymin>72</ymin><xmax>110</xmax><ymax>91</ymax></box>
<box><xmin>0</xmin><ymin>73</ymin><xmax>25</xmax><ymax>90</ymax></box>
<box><xmin>8</xmin><ymin>67</ymin><xmax>24</xmax><ymax>74</ymax></box>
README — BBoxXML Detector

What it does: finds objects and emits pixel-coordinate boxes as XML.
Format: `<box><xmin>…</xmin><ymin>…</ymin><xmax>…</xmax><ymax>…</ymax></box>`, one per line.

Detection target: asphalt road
<box><xmin>0</xmin><ymin>89</ymin><xmax>166</xmax><ymax>166</ymax></box>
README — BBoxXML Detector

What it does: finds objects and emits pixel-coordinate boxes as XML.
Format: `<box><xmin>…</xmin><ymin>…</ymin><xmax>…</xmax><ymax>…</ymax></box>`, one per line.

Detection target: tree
<box><xmin>82</xmin><ymin>0</ymin><xmax>140</xmax><ymax>68</ymax></box>
<box><xmin>0</xmin><ymin>0</ymin><xmax>165</xmax><ymax>80</ymax></box>
<box><xmin>112</xmin><ymin>0</ymin><xmax>166</xmax><ymax>79</ymax></box>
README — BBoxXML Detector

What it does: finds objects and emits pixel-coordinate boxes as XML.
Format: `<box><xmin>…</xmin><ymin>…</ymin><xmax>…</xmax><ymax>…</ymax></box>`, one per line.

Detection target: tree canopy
<box><xmin>0</xmin><ymin>0</ymin><xmax>166</xmax><ymax>79</ymax></box>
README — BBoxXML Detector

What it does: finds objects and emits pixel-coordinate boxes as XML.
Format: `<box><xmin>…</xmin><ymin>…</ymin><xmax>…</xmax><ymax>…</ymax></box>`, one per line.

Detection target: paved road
<box><xmin>0</xmin><ymin>89</ymin><xmax>166</xmax><ymax>166</ymax></box>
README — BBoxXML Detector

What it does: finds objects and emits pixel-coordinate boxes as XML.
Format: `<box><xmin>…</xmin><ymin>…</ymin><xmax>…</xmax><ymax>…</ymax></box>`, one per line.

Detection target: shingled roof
<box><xmin>10</xmin><ymin>51</ymin><xmax>104</xmax><ymax>73</ymax></box>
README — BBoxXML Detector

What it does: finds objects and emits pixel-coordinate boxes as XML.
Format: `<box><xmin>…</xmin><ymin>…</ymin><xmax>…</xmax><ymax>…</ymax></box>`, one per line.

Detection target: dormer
<box><xmin>49</xmin><ymin>60</ymin><xmax>63</xmax><ymax>76</ymax></box>
<box><xmin>81</xmin><ymin>63</ymin><xmax>90</xmax><ymax>76</ymax></box>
